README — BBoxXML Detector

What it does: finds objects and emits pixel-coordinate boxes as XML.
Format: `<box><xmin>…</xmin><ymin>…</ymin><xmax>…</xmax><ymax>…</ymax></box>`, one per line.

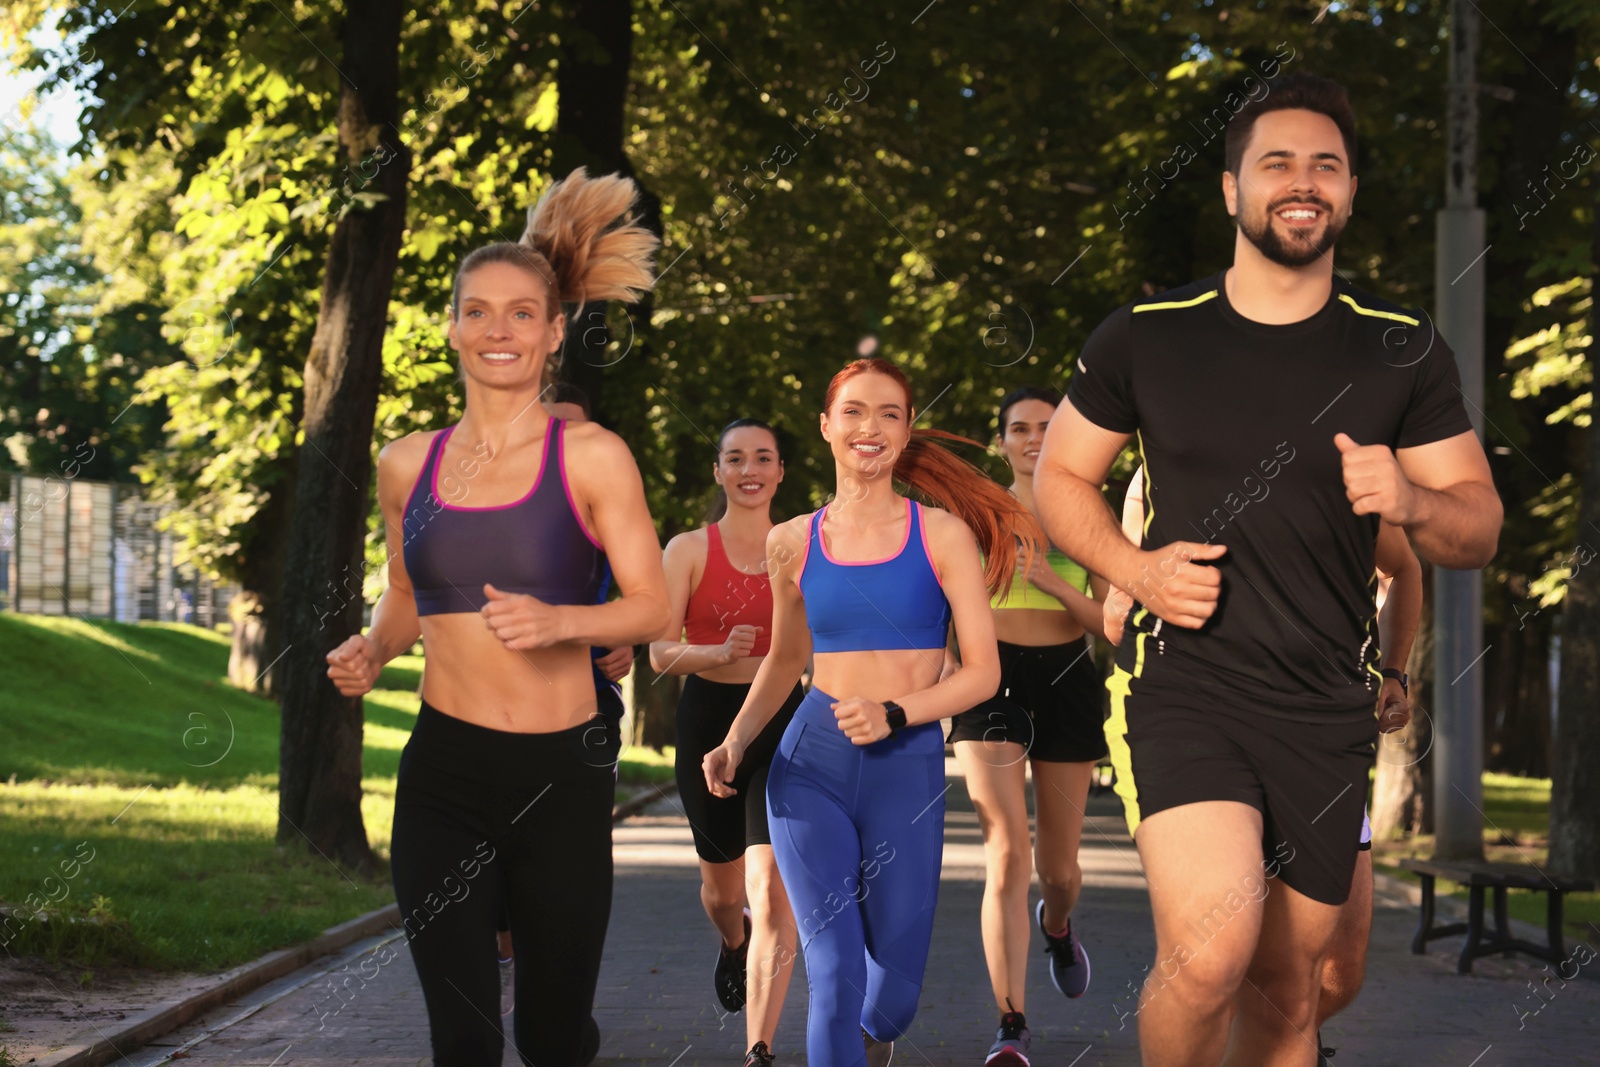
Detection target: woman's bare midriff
<box><xmin>812</xmin><ymin>648</ymin><xmax>944</xmax><ymax>704</ymax></box>
<box><xmin>992</xmin><ymin>606</ymin><xmax>1085</xmax><ymax>648</ymax></box>
<box><xmin>419</xmin><ymin>614</ymin><xmax>604</xmax><ymax>732</ymax></box>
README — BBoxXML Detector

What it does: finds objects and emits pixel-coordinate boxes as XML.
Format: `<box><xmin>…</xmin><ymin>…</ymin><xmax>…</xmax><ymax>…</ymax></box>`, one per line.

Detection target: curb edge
<box><xmin>33</xmin><ymin>903</ymin><xmax>402</xmax><ymax>1067</ymax></box>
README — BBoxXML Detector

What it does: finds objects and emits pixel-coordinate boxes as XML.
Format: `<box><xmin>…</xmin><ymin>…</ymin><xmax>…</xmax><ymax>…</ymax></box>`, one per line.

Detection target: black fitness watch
<box><xmin>882</xmin><ymin>701</ymin><xmax>908</xmax><ymax>738</ymax></box>
<box><xmin>1380</xmin><ymin>668</ymin><xmax>1409</xmax><ymax>696</ymax></box>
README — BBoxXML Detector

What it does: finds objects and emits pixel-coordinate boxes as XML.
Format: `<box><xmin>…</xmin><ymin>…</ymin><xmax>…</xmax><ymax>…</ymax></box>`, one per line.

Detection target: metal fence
<box><xmin>1</xmin><ymin>472</ymin><xmax>236</xmax><ymax>626</ymax></box>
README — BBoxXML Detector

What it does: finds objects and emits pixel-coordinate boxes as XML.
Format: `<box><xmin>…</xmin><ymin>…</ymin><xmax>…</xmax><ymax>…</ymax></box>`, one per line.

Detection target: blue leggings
<box><xmin>766</xmin><ymin>688</ymin><xmax>945</xmax><ymax>1067</ymax></box>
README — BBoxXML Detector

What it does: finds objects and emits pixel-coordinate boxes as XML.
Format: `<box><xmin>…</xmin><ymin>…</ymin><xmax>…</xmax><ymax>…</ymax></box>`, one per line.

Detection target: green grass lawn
<box><xmin>1372</xmin><ymin>773</ymin><xmax>1599</xmax><ymax>944</ymax></box>
<box><xmin>617</xmin><ymin>740</ymin><xmax>676</xmax><ymax>784</ymax></box>
<box><xmin>0</xmin><ymin>614</ymin><xmax>672</xmax><ymax>973</ymax></box>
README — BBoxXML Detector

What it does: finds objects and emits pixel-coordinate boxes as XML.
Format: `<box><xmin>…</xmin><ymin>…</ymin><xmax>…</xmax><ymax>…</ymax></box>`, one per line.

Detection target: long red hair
<box><xmin>824</xmin><ymin>358</ymin><xmax>1044</xmax><ymax>598</ymax></box>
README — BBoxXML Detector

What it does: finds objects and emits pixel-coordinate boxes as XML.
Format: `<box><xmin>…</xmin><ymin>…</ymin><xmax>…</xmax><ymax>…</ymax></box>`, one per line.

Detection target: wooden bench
<box><xmin>1398</xmin><ymin>858</ymin><xmax>1594</xmax><ymax>974</ymax></box>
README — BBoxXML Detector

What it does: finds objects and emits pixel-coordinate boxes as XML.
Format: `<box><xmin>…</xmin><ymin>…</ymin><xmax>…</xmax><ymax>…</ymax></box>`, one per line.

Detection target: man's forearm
<box><xmin>1378</xmin><ymin>568</ymin><xmax>1422</xmax><ymax>671</ymax></box>
<box><xmin>1405</xmin><ymin>481</ymin><xmax>1501</xmax><ymax>569</ymax></box>
<box><xmin>1035</xmin><ymin>467</ymin><xmax>1144</xmax><ymax>594</ymax></box>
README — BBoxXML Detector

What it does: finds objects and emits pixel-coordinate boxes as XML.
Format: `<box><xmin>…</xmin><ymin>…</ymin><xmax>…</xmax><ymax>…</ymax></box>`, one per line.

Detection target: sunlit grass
<box><xmin>0</xmin><ymin>615</ymin><xmax>672</xmax><ymax>972</ymax></box>
<box><xmin>0</xmin><ymin>778</ymin><xmax>396</xmax><ymax>971</ymax></box>
<box><xmin>0</xmin><ymin>614</ymin><xmax>407</xmax><ymax>970</ymax></box>
<box><xmin>1373</xmin><ymin>772</ymin><xmax>1598</xmax><ymax>942</ymax></box>
<box><xmin>617</xmin><ymin>740</ymin><xmax>676</xmax><ymax>783</ymax></box>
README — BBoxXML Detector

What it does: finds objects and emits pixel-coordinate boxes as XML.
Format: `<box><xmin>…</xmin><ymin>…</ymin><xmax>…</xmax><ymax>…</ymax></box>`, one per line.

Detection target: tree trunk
<box><xmin>1549</xmin><ymin>169</ymin><xmax>1600</xmax><ymax>882</ymax></box>
<box><xmin>1484</xmin><ymin>608</ymin><xmax>1552</xmax><ymax>778</ymax></box>
<box><xmin>275</xmin><ymin>0</ymin><xmax>410</xmax><ymax>874</ymax></box>
<box><xmin>553</xmin><ymin>0</ymin><xmax>665</xmax><ymax>426</ymax></box>
<box><xmin>1372</xmin><ymin>562</ymin><xmax>1436</xmax><ymax>839</ymax></box>
<box><xmin>228</xmin><ymin>590</ymin><xmax>279</xmax><ymax>694</ymax></box>
<box><xmin>632</xmin><ymin>653</ymin><xmax>680</xmax><ymax>753</ymax></box>
<box><xmin>226</xmin><ymin>473</ymin><xmax>295</xmax><ymax>696</ymax></box>
<box><xmin>548</xmin><ymin>0</ymin><xmax>665</xmax><ymax>757</ymax></box>
<box><xmin>1472</xmin><ymin>12</ymin><xmax>1575</xmax><ymax>789</ymax></box>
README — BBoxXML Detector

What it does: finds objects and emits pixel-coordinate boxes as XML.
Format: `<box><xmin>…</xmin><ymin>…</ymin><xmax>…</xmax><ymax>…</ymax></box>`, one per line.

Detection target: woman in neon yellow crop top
<box><xmin>947</xmin><ymin>386</ymin><xmax>1111</xmax><ymax>1062</ymax></box>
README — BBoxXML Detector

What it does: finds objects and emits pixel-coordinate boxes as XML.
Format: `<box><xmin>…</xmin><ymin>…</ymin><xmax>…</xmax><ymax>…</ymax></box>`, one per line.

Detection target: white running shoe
<box><xmin>863</xmin><ymin>1026</ymin><xmax>894</xmax><ymax>1067</ymax></box>
<box><xmin>499</xmin><ymin>956</ymin><xmax>514</xmax><ymax>1016</ymax></box>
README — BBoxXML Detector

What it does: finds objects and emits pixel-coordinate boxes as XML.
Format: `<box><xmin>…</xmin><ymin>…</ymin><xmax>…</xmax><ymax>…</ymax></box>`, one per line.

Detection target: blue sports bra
<box><xmin>798</xmin><ymin>499</ymin><xmax>952</xmax><ymax>653</ymax></box>
<box><xmin>402</xmin><ymin>419</ymin><xmax>605</xmax><ymax>616</ymax></box>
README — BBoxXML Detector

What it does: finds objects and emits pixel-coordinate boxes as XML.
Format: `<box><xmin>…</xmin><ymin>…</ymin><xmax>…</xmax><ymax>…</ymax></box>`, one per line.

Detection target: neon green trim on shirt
<box><xmin>1132</xmin><ymin>290</ymin><xmax>1219</xmax><ymax>313</ymax></box>
<box><xmin>1338</xmin><ymin>294</ymin><xmax>1420</xmax><ymax>326</ymax></box>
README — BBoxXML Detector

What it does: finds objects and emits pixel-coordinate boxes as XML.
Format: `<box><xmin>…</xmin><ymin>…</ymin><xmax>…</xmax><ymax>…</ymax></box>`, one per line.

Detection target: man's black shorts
<box><xmin>1104</xmin><ymin>668</ymin><xmax>1376</xmax><ymax>905</ymax></box>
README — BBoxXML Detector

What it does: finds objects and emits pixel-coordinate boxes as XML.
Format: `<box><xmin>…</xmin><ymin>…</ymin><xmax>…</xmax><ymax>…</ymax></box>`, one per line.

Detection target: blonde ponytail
<box><xmin>521</xmin><ymin>167</ymin><xmax>659</xmax><ymax>315</ymax></box>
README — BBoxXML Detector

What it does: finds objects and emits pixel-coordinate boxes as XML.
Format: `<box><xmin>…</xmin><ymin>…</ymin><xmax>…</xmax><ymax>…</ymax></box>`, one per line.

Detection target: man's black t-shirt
<box><xmin>1067</xmin><ymin>272</ymin><xmax>1472</xmax><ymax>721</ymax></box>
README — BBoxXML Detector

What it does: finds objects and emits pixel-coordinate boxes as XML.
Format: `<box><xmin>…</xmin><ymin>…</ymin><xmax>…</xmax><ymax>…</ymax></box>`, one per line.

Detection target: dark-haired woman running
<box><xmin>649</xmin><ymin>418</ymin><xmax>802</xmax><ymax>1067</ymax></box>
<box><xmin>946</xmin><ymin>387</ymin><xmax>1110</xmax><ymax>1067</ymax></box>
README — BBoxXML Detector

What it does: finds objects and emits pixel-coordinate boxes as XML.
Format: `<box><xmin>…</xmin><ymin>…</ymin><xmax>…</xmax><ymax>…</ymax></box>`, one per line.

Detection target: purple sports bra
<box><xmin>401</xmin><ymin>419</ymin><xmax>605</xmax><ymax>616</ymax></box>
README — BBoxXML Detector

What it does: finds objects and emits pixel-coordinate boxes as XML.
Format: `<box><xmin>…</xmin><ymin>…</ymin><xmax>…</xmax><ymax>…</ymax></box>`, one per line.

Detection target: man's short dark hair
<box><xmin>1224</xmin><ymin>73</ymin><xmax>1357</xmax><ymax>176</ymax></box>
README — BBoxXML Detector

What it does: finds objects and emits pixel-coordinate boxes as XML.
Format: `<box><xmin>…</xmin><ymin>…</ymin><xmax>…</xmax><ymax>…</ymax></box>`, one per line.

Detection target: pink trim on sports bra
<box><xmin>816</xmin><ymin>498</ymin><xmax>913</xmax><ymax>566</ymax></box>
<box><xmin>918</xmin><ymin>506</ymin><xmax>943</xmax><ymax>586</ymax></box>
<box><xmin>795</xmin><ymin>517</ymin><xmax>812</xmax><ymax>586</ymax></box>
<box><xmin>556</xmin><ymin>421</ymin><xmax>605</xmax><ymax>549</ymax></box>
<box><xmin>403</xmin><ymin>430</ymin><xmax>446</xmax><ymax>517</ymax></box>
<box><xmin>430</xmin><ymin>424</ymin><xmax>550</xmax><ymax>512</ymax></box>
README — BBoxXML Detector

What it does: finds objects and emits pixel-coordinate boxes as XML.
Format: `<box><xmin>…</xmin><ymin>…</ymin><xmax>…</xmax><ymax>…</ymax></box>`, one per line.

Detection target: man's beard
<box><xmin>1238</xmin><ymin>195</ymin><xmax>1346</xmax><ymax>268</ymax></box>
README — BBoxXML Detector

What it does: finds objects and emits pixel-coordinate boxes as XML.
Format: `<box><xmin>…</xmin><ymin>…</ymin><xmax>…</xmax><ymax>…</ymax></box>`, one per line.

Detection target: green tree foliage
<box><xmin>632</xmin><ymin>0</ymin><xmax>1597</xmax><ymax>791</ymax></box>
<box><xmin>613</xmin><ymin>0</ymin><xmax>1472</xmax><ymax>532</ymax></box>
<box><xmin>0</xmin><ymin>126</ymin><xmax>166</xmax><ymax>478</ymax></box>
<box><xmin>11</xmin><ymin>0</ymin><xmax>1524</xmax><ymax>555</ymax></box>
<box><xmin>3</xmin><ymin>0</ymin><xmax>574</xmax><ymax>688</ymax></box>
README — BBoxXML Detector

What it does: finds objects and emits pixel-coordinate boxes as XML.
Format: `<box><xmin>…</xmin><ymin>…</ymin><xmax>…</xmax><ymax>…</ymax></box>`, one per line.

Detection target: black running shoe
<box><xmin>743</xmin><ymin>1041</ymin><xmax>775</xmax><ymax>1067</ymax></box>
<box><xmin>714</xmin><ymin>909</ymin><xmax>752</xmax><ymax>1012</ymax></box>
<box><xmin>1317</xmin><ymin>1031</ymin><xmax>1336</xmax><ymax>1066</ymax></box>
<box><xmin>984</xmin><ymin>1010</ymin><xmax>1030</xmax><ymax>1067</ymax></box>
<box><xmin>1036</xmin><ymin>899</ymin><xmax>1091</xmax><ymax>998</ymax></box>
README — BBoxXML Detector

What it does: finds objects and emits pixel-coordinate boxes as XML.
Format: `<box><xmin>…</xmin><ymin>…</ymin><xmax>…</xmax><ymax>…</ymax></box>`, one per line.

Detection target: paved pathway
<box><xmin>130</xmin><ymin>763</ymin><xmax>1597</xmax><ymax>1067</ymax></box>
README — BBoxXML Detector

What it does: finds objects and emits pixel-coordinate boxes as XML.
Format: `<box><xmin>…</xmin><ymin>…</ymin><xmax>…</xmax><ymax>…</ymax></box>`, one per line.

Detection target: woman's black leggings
<box><xmin>392</xmin><ymin>700</ymin><xmax>618</xmax><ymax>1066</ymax></box>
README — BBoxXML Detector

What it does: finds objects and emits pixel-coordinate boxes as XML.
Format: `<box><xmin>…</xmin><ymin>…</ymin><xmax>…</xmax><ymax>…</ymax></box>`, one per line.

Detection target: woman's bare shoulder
<box><xmin>377</xmin><ymin>429</ymin><xmax>442</xmax><ymax>485</ymax></box>
<box><xmin>765</xmin><ymin>512</ymin><xmax>815</xmax><ymax>571</ymax></box>
<box><xmin>664</xmin><ymin>526</ymin><xmax>711</xmax><ymax>561</ymax></box>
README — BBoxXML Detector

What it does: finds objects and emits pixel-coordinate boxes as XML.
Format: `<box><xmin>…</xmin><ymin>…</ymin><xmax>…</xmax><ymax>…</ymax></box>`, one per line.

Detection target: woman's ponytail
<box><xmin>521</xmin><ymin>167</ymin><xmax>658</xmax><ymax>316</ymax></box>
<box><xmin>893</xmin><ymin>428</ymin><xmax>1045</xmax><ymax>599</ymax></box>
<box><xmin>450</xmin><ymin>168</ymin><xmax>659</xmax><ymax>324</ymax></box>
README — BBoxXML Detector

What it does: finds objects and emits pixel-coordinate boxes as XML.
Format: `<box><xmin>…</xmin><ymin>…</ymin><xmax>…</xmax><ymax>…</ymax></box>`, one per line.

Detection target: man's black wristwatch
<box><xmin>1380</xmin><ymin>668</ymin><xmax>1409</xmax><ymax>696</ymax></box>
<box><xmin>882</xmin><ymin>701</ymin><xmax>908</xmax><ymax>738</ymax></box>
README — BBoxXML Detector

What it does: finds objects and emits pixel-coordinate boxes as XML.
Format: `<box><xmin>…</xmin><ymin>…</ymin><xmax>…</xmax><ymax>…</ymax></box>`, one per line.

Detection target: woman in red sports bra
<box><xmin>648</xmin><ymin>419</ymin><xmax>803</xmax><ymax>1067</ymax></box>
